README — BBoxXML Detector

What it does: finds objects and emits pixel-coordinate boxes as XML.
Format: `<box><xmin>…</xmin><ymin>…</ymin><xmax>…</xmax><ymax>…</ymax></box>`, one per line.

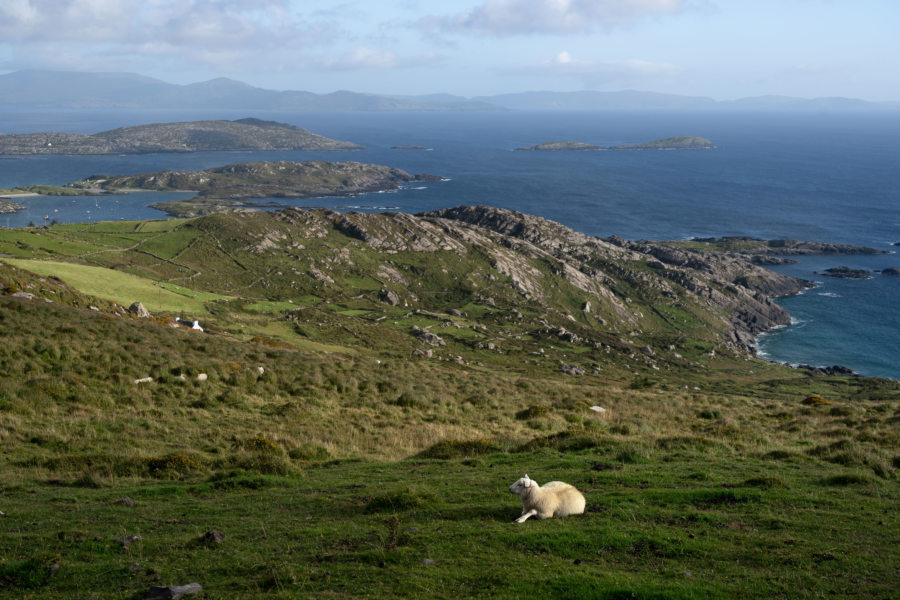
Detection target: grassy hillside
<box><xmin>0</xmin><ymin>209</ymin><xmax>897</xmax><ymax>598</ymax></box>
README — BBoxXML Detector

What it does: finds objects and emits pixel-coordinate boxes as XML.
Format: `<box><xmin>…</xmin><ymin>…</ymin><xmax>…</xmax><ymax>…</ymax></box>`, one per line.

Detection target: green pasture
<box><xmin>3</xmin><ymin>259</ymin><xmax>230</xmax><ymax>312</ymax></box>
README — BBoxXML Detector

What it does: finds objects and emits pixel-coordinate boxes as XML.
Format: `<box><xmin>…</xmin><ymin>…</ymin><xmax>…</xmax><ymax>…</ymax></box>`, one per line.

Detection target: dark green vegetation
<box><xmin>1</xmin><ymin>206</ymin><xmax>898</xmax><ymax>598</ymax></box>
<box><xmin>514</xmin><ymin>136</ymin><xmax>716</xmax><ymax>152</ymax></box>
<box><xmin>0</xmin><ymin>118</ymin><xmax>362</xmax><ymax>154</ymax></box>
<box><xmin>0</xmin><ymin>185</ymin><xmax>94</xmax><ymax>198</ymax></box>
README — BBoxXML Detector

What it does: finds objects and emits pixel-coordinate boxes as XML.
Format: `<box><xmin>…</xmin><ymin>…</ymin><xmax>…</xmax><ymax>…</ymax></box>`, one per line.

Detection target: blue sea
<box><xmin>1</xmin><ymin>108</ymin><xmax>898</xmax><ymax>379</ymax></box>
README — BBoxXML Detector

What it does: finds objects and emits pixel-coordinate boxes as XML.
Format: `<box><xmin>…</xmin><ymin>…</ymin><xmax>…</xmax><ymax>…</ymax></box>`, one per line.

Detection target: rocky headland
<box><xmin>514</xmin><ymin>136</ymin><xmax>715</xmax><ymax>151</ymax></box>
<box><xmin>684</xmin><ymin>236</ymin><xmax>888</xmax><ymax>258</ymax></box>
<box><xmin>0</xmin><ymin>118</ymin><xmax>362</xmax><ymax>154</ymax></box>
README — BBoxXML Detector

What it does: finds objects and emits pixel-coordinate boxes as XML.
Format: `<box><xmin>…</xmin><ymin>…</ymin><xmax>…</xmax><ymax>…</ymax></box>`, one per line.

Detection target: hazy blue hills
<box><xmin>473</xmin><ymin>89</ymin><xmax>719</xmax><ymax>110</ymax></box>
<box><xmin>0</xmin><ymin>70</ymin><xmax>498</xmax><ymax>112</ymax></box>
<box><xmin>1</xmin><ymin>70</ymin><xmax>896</xmax><ymax>111</ymax></box>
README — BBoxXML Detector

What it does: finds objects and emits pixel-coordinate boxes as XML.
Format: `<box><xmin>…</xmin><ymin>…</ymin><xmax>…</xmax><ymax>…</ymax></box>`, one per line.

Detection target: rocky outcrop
<box><xmin>412</xmin><ymin>326</ymin><xmax>446</xmax><ymax>347</ymax></box>
<box><xmin>417</xmin><ymin>206</ymin><xmax>808</xmax><ymax>353</ymax></box>
<box><xmin>819</xmin><ymin>266</ymin><xmax>872</xmax><ymax>279</ymax></box>
<box><xmin>690</xmin><ymin>236</ymin><xmax>888</xmax><ymax>257</ymax></box>
<box><xmin>0</xmin><ymin>199</ymin><xmax>24</xmax><ymax>214</ymax></box>
<box><xmin>128</xmin><ymin>302</ymin><xmax>151</xmax><ymax>318</ymax></box>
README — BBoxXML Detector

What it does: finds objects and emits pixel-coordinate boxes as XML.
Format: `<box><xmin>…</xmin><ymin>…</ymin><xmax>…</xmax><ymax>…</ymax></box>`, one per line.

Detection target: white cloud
<box><xmin>322</xmin><ymin>47</ymin><xmax>400</xmax><ymax>70</ymax></box>
<box><xmin>517</xmin><ymin>51</ymin><xmax>684</xmax><ymax>87</ymax></box>
<box><xmin>318</xmin><ymin>47</ymin><xmax>440</xmax><ymax>71</ymax></box>
<box><xmin>421</xmin><ymin>0</ymin><xmax>685</xmax><ymax>36</ymax></box>
<box><xmin>0</xmin><ymin>0</ymin><xmax>335</xmax><ymax>71</ymax></box>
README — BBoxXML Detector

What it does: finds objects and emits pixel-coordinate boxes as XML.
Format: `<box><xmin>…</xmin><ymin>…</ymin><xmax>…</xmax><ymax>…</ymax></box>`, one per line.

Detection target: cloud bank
<box><xmin>422</xmin><ymin>0</ymin><xmax>685</xmax><ymax>36</ymax></box>
<box><xmin>0</xmin><ymin>0</ymin><xmax>335</xmax><ymax>73</ymax></box>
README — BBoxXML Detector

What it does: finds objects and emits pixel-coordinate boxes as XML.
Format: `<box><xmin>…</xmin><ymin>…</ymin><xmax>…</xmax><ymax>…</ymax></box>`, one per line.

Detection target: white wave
<box><xmin>818</xmin><ymin>292</ymin><xmax>840</xmax><ymax>298</ymax></box>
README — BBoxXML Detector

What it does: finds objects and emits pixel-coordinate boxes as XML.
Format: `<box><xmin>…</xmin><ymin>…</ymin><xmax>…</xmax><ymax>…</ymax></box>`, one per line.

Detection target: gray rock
<box><xmin>560</xmin><ymin>363</ymin><xmax>585</xmax><ymax>376</ymax></box>
<box><xmin>200</xmin><ymin>530</ymin><xmax>225</xmax><ymax>545</ymax></box>
<box><xmin>382</xmin><ymin>289</ymin><xmax>400</xmax><ymax>306</ymax></box>
<box><xmin>146</xmin><ymin>583</ymin><xmax>202</xmax><ymax>599</ymax></box>
<box><xmin>116</xmin><ymin>533</ymin><xmax>142</xmax><ymax>548</ymax></box>
<box><xmin>411</xmin><ymin>326</ymin><xmax>445</xmax><ymax>347</ymax></box>
<box><xmin>128</xmin><ymin>302</ymin><xmax>150</xmax><ymax>318</ymax></box>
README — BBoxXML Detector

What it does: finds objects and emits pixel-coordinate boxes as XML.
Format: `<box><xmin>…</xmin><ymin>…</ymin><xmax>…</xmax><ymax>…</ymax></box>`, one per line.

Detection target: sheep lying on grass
<box><xmin>509</xmin><ymin>474</ymin><xmax>585</xmax><ymax>523</ymax></box>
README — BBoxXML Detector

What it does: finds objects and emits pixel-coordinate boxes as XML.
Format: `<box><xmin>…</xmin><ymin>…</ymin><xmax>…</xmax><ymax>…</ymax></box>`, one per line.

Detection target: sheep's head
<box><xmin>509</xmin><ymin>474</ymin><xmax>535</xmax><ymax>495</ymax></box>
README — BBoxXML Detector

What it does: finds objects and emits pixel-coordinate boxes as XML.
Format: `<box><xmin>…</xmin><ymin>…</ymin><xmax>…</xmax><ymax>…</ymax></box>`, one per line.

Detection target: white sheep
<box><xmin>509</xmin><ymin>474</ymin><xmax>585</xmax><ymax>523</ymax></box>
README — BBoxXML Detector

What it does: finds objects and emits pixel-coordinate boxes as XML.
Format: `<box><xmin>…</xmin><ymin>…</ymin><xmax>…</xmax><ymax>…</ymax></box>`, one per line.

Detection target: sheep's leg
<box><xmin>515</xmin><ymin>509</ymin><xmax>537</xmax><ymax>523</ymax></box>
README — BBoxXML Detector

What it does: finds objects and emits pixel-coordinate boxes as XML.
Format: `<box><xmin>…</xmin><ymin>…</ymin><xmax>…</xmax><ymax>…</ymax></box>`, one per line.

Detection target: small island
<box><xmin>0</xmin><ymin>118</ymin><xmax>362</xmax><ymax>154</ymax></box>
<box><xmin>514</xmin><ymin>141</ymin><xmax>604</xmax><ymax>152</ymax></box>
<box><xmin>514</xmin><ymin>136</ymin><xmax>716</xmax><ymax>152</ymax></box>
<box><xmin>60</xmin><ymin>160</ymin><xmax>442</xmax><ymax>217</ymax></box>
<box><xmin>818</xmin><ymin>266</ymin><xmax>873</xmax><ymax>279</ymax></box>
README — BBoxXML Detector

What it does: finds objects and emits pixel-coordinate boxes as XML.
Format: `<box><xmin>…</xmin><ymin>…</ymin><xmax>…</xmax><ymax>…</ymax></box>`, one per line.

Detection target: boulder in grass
<box><xmin>128</xmin><ymin>302</ymin><xmax>151</xmax><ymax>318</ymax></box>
<box><xmin>146</xmin><ymin>583</ymin><xmax>202</xmax><ymax>599</ymax></box>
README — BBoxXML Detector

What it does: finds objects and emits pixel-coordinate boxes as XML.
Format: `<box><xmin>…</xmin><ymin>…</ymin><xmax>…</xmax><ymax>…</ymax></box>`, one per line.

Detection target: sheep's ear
<box><xmin>523</xmin><ymin>474</ymin><xmax>532</xmax><ymax>487</ymax></box>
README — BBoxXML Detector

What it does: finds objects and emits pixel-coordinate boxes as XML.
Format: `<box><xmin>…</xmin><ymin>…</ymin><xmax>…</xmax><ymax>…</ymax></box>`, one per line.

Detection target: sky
<box><xmin>0</xmin><ymin>0</ymin><xmax>897</xmax><ymax>101</ymax></box>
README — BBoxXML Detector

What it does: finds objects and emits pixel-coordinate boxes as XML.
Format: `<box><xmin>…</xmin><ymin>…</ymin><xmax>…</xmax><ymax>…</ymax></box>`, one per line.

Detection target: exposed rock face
<box><xmin>418</xmin><ymin>205</ymin><xmax>808</xmax><ymax>352</ymax></box>
<box><xmin>192</xmin><ymin>205</ymin><xmax>819</xmax><ymax>356</ymax></box>
<box><xmin>0</xmin><ymin>118</ymin><xmax>361</xmax><ymax>154</ymax></box>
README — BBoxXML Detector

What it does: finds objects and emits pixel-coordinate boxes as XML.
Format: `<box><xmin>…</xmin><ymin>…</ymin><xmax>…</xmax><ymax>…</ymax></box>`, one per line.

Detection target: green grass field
<box><xmin>1</xmin><ymin>210</ymin><xmax>898</xmax><ymax>599</ymax></box>
<box><xmin>3</xmin><ymin>259</ymin><xmax>229</xmax><ymax>312</ymax></box>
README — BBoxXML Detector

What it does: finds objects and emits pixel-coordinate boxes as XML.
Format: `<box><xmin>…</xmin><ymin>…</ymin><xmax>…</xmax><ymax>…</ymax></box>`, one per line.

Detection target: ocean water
<box><xmin>1</xmin><ymin>108</ymin><xmax>898</xmax><ymax>378</ymax></box>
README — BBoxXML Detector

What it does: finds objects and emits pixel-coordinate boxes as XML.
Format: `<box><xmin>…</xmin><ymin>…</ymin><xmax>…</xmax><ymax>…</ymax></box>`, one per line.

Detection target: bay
<box><xmin>1</xmin><ymin>108</ymin><xmax>898</xmax><ymax>378</ymax></box>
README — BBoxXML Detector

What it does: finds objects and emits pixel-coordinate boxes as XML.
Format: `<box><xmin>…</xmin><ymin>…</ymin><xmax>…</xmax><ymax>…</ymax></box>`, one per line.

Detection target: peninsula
<box><xmin>514</xmin><ymin>136</ymin><xmax>716</xmax><ymax>151</ymax></box>
<box><xmin>66</xmin><ymin>160</ymin><xmax>442</xmax><ymax>217</ymax></box>
<box><xmin>0</xmin><ymin>118</ymin><xmax>362</xmax><ymax>154</ymax></box>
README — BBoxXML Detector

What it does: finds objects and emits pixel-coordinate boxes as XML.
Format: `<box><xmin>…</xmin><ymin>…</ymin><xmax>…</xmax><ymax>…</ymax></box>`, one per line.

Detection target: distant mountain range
<box><xmin>1</xmin><ymin>70</ymin><xmax>896</xmax><ymax>112</ymax></box>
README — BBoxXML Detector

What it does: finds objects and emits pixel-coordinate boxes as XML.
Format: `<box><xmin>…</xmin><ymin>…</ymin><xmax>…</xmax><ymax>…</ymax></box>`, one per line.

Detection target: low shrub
<box><xmin>418</xmin><ymin>438</ymin><xmax>500</xmax><ymax>459</ymax></box>
<box><xmin>802</xmin><ymin>394</ymin><xmax>830</xmax><ymax>406</ymax></box>
<box><xmin>516</xmin><ymin>405</ymin><xmax>550</xmax><ymax>420</ymax></box>
<box><xmin>365</xmin><ymin>488</ymin><xmax>438</xmax><ymax>513</ymax></box>
<box><xmin>146</xmin><ymin>454</ymin><xmax>204</xmax><ymax>477</ymax></box>
<box><xmin>823</xmin><ymin>473</ymin><xmax>871</xmax><ymax>486</ymax></box>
